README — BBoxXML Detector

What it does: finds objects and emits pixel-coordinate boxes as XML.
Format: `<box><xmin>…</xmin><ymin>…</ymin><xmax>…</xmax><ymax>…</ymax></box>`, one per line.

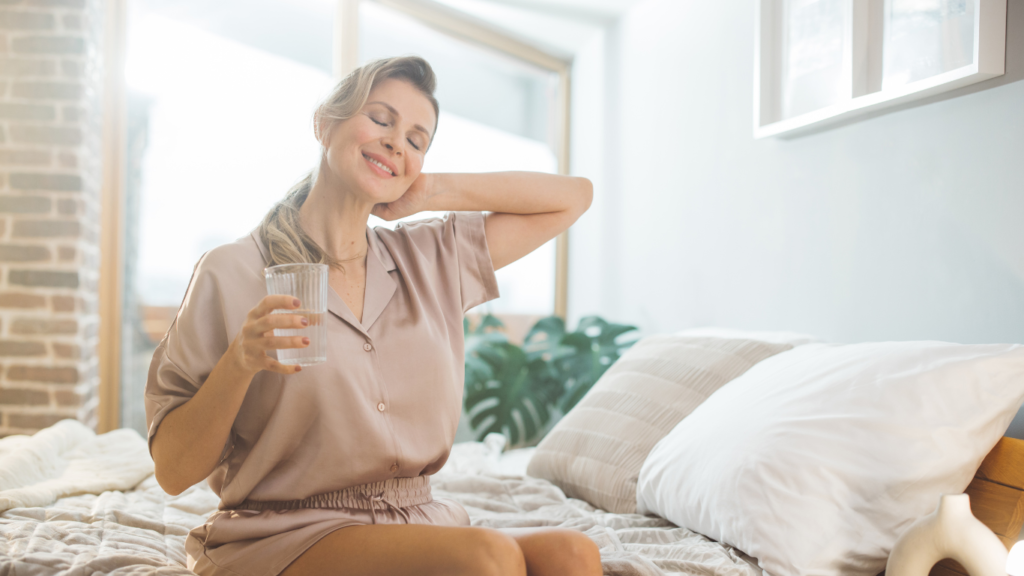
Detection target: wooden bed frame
<box><xmin>929</xmin><ymin>436</ymin><xmax>1024</xmax><ymax>576</ymax></box>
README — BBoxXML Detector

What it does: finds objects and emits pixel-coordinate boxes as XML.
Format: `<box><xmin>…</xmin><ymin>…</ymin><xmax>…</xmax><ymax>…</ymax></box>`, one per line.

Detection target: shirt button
<box><xmin>363</xmin><ymin>343</ymin><xmax>373</xmax><ymax>352</ymax></box>
<box><xmin>377</xmin><ymin>402</ymin><xmax>385</xmax><ymax>412</ymax></box>
<box><xmin>390</xmin><ymin>463</ymin><xmax>399</xmax><ymax>473</ymax></box>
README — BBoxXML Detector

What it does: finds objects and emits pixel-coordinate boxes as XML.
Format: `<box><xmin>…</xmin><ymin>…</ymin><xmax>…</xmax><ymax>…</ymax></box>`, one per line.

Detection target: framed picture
<box><xmin>754</xmin><ymin>0</ymin><xmax>1006</xmax><ymax>138</ymax></box>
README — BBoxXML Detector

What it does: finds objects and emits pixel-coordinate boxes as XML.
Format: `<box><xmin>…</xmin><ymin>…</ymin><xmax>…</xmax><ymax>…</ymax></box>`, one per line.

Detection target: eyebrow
<box><xmin>366</xmin><ymin>101</ymin><xmax>433</xmax><ymax>141</ymax></box>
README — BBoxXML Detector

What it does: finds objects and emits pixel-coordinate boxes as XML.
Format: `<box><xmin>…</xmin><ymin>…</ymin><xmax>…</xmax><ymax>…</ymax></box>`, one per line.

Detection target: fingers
<box><xmin>265</xmin><ymin>359</ymin><xmax>303</xmax><ymax>375</ymax></box>
<box><xmin>262</xmin><ymin>335</ymin><xmax>310</xmax><ymax>351</ymax></box>
<box><xmin>250</xmin><ymin>312</ymin><xmax>309</xmax><ymax>335</ymax></box>
<box><xmin>250</xmin><ymin>294</ymin><xmax>301</xmax><ymax>321</ymax></box>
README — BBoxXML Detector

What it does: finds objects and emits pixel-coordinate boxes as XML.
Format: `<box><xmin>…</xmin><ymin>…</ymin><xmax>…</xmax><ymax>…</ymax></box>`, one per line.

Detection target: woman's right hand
<box><xmin>228</xmin><ymin>294</ymin><xmax>310</xmax><ymax>376</ymax></box>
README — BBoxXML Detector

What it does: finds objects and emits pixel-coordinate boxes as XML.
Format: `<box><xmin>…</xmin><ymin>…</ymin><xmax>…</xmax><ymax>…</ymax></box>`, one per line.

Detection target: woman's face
<box><xmin>321</xmin><ymin>77</ymin><xmax>437</xmax><ymax>204</ymax></box>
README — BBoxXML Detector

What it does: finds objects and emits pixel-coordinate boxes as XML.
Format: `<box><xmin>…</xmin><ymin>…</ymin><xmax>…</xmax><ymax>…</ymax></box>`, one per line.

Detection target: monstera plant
<box><xmin>463</xmin><ymin>314</ymin><xmax>638</xmax><ymax>447</ymax></box>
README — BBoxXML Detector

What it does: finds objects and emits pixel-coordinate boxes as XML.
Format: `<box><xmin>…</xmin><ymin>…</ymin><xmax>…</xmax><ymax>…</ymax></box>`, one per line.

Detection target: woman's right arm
<box><xmin>150</xmin><ymin>294</ymin><xmax>309</xmax><ymax>496</ymax></box>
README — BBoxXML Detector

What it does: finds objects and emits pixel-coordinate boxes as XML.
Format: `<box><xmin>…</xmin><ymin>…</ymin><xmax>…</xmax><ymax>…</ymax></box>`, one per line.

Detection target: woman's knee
<box><xmin>526</xmin><ymin>530</ymin><xmax>603</xmax><ymax>576</ymax></box>
<box><xmin>459</xmin><ymin>528</ymin><xmax>527</xmax><ymax>576</ymax></box>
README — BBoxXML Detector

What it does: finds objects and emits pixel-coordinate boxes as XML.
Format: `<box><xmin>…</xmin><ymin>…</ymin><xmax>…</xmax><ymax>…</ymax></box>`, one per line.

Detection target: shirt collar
<box><xmin>249</xmin><ymin>224</ymin><xmax>398</xmax><ymax>336</ymax></box>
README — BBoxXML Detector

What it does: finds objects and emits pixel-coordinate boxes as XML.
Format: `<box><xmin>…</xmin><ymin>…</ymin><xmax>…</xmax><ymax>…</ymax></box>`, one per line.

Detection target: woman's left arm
<box><xmin>423</xmin><ymin>172</ymin><xmax>593</xmax><ymax>271</ymax></box>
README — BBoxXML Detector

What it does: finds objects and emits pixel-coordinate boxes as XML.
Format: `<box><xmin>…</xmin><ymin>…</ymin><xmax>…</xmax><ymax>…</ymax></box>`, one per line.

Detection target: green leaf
<box><xmin>463</xmin><ymin>313</ymin><xmax>639</xmax><ymax>447</ymax></box>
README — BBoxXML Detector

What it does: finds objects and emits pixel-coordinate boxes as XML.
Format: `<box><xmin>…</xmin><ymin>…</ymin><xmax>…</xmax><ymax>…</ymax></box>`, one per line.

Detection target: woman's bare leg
<box><xmin>501</xmin><ymin>527</ymin><xmax>604</xmax><ymax>576</ymax></box>
<box><xmin>280</xmin><ymin>524</ymin><xmax>526</xmax><ymax>576</ymax></box>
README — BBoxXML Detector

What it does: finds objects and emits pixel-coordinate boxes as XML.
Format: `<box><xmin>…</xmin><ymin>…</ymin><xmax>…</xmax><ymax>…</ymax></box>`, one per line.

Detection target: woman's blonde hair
<box><xmin>258</xmin><ymin>56</ymin><xmax>439</xmax><ymax>269</ymax></box>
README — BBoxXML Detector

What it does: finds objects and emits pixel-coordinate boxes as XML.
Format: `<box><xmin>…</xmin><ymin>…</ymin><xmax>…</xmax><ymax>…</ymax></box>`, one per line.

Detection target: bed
<box><xmin>3</xmin><ymin>331</ymin><xmax>1023</xmax><ymax>576</ymax></box>
<box><xmin>1</xmin><ymin>429</ymin><xmax>1021</xmax><ymax>576</ymax></box>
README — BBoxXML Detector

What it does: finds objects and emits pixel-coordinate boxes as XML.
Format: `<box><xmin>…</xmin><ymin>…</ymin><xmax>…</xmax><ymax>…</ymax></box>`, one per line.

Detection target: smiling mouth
<box><xmin>363</xmin><ymin>154</ymin><xmax>395</xmax><ymax>177</ymax></box>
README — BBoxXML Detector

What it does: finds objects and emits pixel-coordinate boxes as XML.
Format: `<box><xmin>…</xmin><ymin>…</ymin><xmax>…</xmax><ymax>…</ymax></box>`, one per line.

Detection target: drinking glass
<box><xmin>264</xmin><ymin>263</ymin><xmax>329</xmax><ymax>366</ymax></box>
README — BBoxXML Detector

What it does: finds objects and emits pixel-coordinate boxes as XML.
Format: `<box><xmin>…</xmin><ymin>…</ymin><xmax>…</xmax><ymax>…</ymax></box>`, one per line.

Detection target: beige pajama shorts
<box><xmin>186</xmin><ymin>476</ymin><xmax>470</xmax><ymax>576</ymax></box>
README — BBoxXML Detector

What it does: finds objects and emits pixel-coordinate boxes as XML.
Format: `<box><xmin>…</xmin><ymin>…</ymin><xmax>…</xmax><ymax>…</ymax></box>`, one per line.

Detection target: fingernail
<box><xmin>292</xmin><ymin>298</ymin><xmax>300</xmax><ymax>307</ymax></box>
<box><xmin>295</xmin><ymin>366</ymin><xmax>302</xmax><ymax>372</ymax></box>
<box><xmin>301</xmin><ymin>317</ymin><xmax>309</xmax><ymax>326</ymax></box>
<box><xmin>302</xmin><ymin>337</ymin><xmax>310</xmax><ymax>344</ymax></box>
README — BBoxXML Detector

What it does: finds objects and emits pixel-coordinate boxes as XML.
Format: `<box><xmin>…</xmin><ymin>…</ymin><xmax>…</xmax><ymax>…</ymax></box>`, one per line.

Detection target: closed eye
<box><xmin>408</xmin><ymin>139</ymin><xmax>421</xmax><ymax>151</ymax></box>
<box><xmin>371</xmin><ymin>117</ymin><xmax>388</xmax><ymax>127</ymax></box>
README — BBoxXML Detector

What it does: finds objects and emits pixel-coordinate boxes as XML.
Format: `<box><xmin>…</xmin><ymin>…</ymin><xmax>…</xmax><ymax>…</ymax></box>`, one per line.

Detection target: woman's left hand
<box><xmin>372</xmin><ymin>173</ymin><xmax>435</xmax><ymax>221</ymax></box>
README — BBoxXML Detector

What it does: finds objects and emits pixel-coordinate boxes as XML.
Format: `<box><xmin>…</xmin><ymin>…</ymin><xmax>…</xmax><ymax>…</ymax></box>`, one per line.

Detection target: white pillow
<box><xmin>636</xmin><ymin>341</ymin><xmax>1024</xmax><ymax>576</ymax></box>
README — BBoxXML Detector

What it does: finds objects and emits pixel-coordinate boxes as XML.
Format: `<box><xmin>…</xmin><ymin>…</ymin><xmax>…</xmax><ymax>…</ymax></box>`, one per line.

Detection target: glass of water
<box><xmin>264</xmin><ymin>263</ymin><xmax>329</xmax><ymax>366</ymax></box>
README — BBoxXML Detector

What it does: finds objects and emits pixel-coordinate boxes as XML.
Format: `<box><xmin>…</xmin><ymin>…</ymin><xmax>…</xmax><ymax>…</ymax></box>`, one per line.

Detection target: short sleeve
<box><xmin>144</xmin><ymin>249</ymin><xmax>235</xmax><ymax>458</ymax></box>
<box><xmin>450</xmin><ymin>211</ymin><xmax>500</xmax><ymax>313</ymax></box>
<box><xmin>390</xmin><ymin>211</ymin><xmax>500</xmax><ymax>315</ymax></box>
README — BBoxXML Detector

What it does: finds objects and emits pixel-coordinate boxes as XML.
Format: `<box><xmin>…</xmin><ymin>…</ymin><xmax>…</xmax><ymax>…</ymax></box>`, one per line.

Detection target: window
<box><xmin>755</xmin><ymin>0</ymin><xmax>1006</xmax><ymax>138</ymax></box>
<box><xmin>102</xmin><ymin>0</ymin><xmax>571</xmax><ymax>432</ymax></box>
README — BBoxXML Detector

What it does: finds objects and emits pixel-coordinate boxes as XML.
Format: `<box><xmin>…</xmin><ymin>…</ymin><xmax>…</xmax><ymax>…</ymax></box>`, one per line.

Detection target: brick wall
<box><xmin>0</xmin><ymin>0</ymin><xmax>103</xmax><ymax>436</ymax></box>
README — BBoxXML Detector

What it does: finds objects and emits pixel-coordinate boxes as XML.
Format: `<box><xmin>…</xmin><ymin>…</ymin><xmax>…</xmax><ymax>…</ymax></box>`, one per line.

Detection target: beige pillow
<box><xmin>526</xmin><ymin>335</ymin><xmax>795</xmax><ymax>513</ymax></box>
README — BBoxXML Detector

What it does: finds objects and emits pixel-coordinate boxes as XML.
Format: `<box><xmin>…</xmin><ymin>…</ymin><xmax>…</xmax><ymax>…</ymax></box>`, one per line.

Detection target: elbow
<box><xmin>154</xmin><ymin>467</ymin><xmax>187</xmax><ymax>496</ymax></box>
<box><xmin>574</xmin><ymin>176</ymin><xmax>593</xmax><ymax>215</ymax></box>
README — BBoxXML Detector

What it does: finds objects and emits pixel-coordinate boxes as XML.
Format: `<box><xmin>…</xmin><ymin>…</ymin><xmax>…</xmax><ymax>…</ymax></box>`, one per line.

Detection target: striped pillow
<box><xmin>527</xmin><ymin>334</ymin><xmax>795</xmax><ymax>513</ymax></box>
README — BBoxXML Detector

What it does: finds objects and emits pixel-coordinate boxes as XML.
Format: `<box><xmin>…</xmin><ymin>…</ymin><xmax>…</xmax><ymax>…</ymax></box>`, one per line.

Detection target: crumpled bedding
<box><xmin>1</xmin><ymin>454</ymin><xmax>760</xmax><ymax>576</ymax></box>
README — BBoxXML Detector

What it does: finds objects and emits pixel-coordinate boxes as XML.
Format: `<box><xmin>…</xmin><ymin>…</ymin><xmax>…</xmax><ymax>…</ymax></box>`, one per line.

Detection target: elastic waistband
<box><xmin>236</xmin><ymin>476</ymin><xmax>432</xmax><ymax>512</ymax></box>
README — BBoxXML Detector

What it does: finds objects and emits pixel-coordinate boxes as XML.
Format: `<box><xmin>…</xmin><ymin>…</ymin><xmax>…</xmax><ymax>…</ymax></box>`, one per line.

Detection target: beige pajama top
<box><xmin>144</xmin><ymin>211</ymin><xmax>499</xmax><ymax>510</ymax></box>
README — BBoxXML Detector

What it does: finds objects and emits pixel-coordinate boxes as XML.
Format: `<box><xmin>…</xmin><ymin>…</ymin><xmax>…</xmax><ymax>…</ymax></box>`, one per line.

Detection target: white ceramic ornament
<box><xmin>887</xmin><ymin>494</ymin><xmax>1007</xmax><ymax>576</ymax></box>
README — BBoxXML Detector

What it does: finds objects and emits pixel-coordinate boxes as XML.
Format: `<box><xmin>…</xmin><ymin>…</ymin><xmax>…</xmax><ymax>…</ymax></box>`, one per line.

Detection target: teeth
<box><xmin>366</xmin><ymin>156</ymin><xmax>394</xmax><ymax>175</ymax></box>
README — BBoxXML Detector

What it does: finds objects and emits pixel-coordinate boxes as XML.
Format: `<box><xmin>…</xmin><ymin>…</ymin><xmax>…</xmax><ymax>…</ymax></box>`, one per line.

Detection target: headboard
<box><xmin>929</xmin><ymin>436</ymin><xmax>1024</xmax><ymax>576</ymax></box>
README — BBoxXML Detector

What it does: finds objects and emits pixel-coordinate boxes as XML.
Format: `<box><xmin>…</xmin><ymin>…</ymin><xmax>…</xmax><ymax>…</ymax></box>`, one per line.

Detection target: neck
<box><xmin>299</xmin><ymin>167</ymin><xmax>372</xmax><ymax>263</ymax></box>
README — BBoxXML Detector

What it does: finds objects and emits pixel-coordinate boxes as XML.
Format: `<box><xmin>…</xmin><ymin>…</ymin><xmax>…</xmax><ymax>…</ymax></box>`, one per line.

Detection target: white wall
<box><xmin>566</xmin><ymin>2</ymin><xmax>1024</xmax><ymax>431</ymax></box>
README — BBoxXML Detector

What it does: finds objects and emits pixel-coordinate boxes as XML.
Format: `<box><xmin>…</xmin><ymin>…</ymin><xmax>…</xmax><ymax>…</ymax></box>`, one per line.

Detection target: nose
<box><xmin>381</xmin><ymin>135</ymin><xmax>402</xmax><ymax>156</ymax></box>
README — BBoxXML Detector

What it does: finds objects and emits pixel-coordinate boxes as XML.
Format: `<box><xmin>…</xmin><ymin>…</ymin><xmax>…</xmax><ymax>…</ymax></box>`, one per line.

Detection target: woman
<box><xmin>145</xmin><ymin>56</ymin><xmax>598</xmax><ymax>576</ymax></box>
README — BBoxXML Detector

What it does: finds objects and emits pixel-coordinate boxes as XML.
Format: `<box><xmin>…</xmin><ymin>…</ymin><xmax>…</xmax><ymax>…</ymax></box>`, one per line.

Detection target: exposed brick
<box><xmin>0</xmin><ymin>195</ymin><xmax>49</xmax><ymax>212</ymax></box>
<box><xmin>56</xmin><ymin>198</ymin><xmax>74</xmax><ymax>214</ymax></box>
<box><xmin>10</xmin><ymin>81</ymin><xmax>80</xmax><ymax>99</ymax></box>
<box><xmin>54</xmin><ymin>389</ymin><xmax>78</xmax><ymax>406</ymax></box>
<box><xmin>0</xmin><ymin>101</ymin><xmax>53</xmax><ymax>120</ymax></box>
<box><xmin>51</xmin><ymin>342</ymin><xmax>79</xmax><ymax>359</ymax></box>
<box><xmin>9</xmin><ymin>124</ymin><xmax>80</xmax><ymax>145</ymax></box>
<box><xmin>11</xmin><ymin>318</ymin><xmax>76</xmax><ymax>334</ymax></box>
<box><xmin>10</xmin><ymin>36</ymin><xmax>83</xmax><ymax>55</ymax></box>
<box><xmin>0</xmin><ymin>58</ymin><xmax>55</xmax><ymax>77</ymax></box>
<box><xmin>50</xmin><ymin>294</ymin><xmax>72</xmax><ymax>311</ymax></box>
<box><xmin>0</xmin><ymin>387</ymin><xmax>48</xmax><ymax>404</ymax></box>
<box><xmin>0</xmin><ymin>11</ymin><xmax>55</xmax><ymax>30</ymax></box>
<box><xmin>0</xmin><ymin>291</ymin><xmax>44</xmax><ymax>307</ymax></box>
<box><xmin>59</xmin><ymin>59</ymin><xmax>79</xmax><ymax>77</ymax></box>
<box><xmin>8</xmin><ymin>412</ymin><xmax>69</xmax><ymax>429</ymax></box>
<box><xmin>0</xmin><ymin>244</ymin><xmax>48</xmax><ymax>261</ymax></box>
<box><xmin>61</xmin><ymin>104</ymin><xmax>80</xmax><ymax>121</ymax></box>
<box><xmin>7</xmin><ymin>365</ymin><xmax>78</xmax><ymax>384</ymax></box>
<box><xmin>9</xmin><ymin>269</ymin><xmax>77</xmax><ymax>287</ymax></box>
<box><xmin>27</xmin><ymin>0</ymin><xmax>86</xmax><ymax>7</ymax></box>
<box><xmin>0</xmin><ymin>340</ymin><xmax>45</xmax><ymax>355</ymax></box>
<box><xmin>56</xmin><ymin>151</ymin><xmax>75</xmax><ymax>167</ymax></box>
<box><xmin>9</xmin><ymin>172</ymin><xmax>80</xmax><ymax>191</ymax></box>
<box><xmin>61</xmin><ymin>14</ymin><xmax>79</xmax><ymax>30</ymax></box>
<box><xmin>56</xmin><ymin>245</ymin><xmax>73</xmax><ymax>261</ymax></box>
<box><xmin>12</xmin><ymin>219</ymin><xmax>79</xmax><ymax>237</ymax></box>
<box><xmin>0</xmin><ymin>149</ymin><xmax>49</xmax><ymax>165</ymax></box>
